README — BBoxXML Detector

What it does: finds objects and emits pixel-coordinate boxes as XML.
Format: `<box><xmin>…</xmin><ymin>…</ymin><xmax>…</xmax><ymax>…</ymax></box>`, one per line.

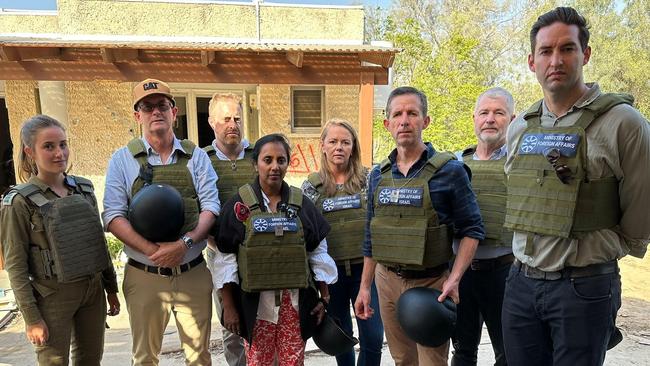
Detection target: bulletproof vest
<box><xmin>237</xmin><ymin>184</ymin><xmax>310</xmax><ymax>292</ymax></box>
<box><xmin>13</xmin><ymin>176</ymin><xmax>110</xmax><ymax>283</ymax></box>
<box><xmin>504</xmin><ymin>93</ymin><xmax>633</xmax><ymax>242</ymax></box>
<box><xmin>128</xmin><ymin>138</ymin><xmax>199</xmax><ymax>235</ymax></box>
<box><xmin>204</xmin><ymin>144</ymin><xmax>256</xmax><ymax>205</ymax></box>
<box><xmin>307</xmin><ymin>173</ymin><xmax>365</xmax><ymax>262</ymax></box>
<box><xmin>370</xmin><ymin>152</ymin><xmax>455</xmax><ymax>270</ymax></box>
<box><xmin>462</xmin><ymin>147</ymin><xmax>512</xmax><ymax>247</ymax></box>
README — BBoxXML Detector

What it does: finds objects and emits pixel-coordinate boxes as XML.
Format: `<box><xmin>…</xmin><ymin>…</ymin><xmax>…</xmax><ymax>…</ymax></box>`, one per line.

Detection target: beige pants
<box><xmin>123</xmin><ymin>262</ymin><xmax>213</xmax><ymax>366</ymax></box>
<box><xmin>375</xmin><ymin>264</ymin><xmax>450</xmax><ymax>366</ymax></box>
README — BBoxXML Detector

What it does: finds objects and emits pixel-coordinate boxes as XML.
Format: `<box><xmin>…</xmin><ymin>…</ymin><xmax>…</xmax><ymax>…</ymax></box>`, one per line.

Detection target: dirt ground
<box><xmin>0</xmin><ymin>255</ymin><xmax>648</xmax><ymax>365</ymax></box>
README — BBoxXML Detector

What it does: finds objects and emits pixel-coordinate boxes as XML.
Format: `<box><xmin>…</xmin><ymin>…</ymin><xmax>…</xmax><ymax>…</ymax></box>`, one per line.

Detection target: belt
<box><xmin>513</xmin><ymin>259</ymin><xmax>618</xmax><ymax>281</ymax></box>
<box><xmin>470</xmin><ymin>253</ymin><xmax>515</xmax><ymax>271</ymax></box>
<box><xmin>387</xmin><ymin>263</ymin><xmax>448</xmax><ymax>279</ymax></box>
<box><xmin>128</xmin><ymin>255</ymin><xmax>204</xmax><ymax>277</ymax></box>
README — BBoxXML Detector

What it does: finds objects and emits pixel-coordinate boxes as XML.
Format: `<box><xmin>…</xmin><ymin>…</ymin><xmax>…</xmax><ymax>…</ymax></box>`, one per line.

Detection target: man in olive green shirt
<box><xmin>502</xmin><ymin>7</ymin><xmax>650</xmax><ymax>366</ymax></box>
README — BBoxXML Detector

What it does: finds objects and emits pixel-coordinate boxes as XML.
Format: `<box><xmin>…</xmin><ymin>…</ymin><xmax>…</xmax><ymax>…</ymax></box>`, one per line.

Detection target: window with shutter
<box><xmin>292</xmin><ymin>87</ymin><xmax>324</xmax><ymax>131</ymax></box>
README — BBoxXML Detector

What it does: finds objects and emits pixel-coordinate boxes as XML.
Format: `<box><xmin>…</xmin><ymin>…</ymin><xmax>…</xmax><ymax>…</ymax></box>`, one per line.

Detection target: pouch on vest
<box><xmin>129</xmin><ymin>138</ymin><xmax>200</xmax><ymax>235</ymax></box>
<box><xmin>237</xmin><ymin>184</ymin><xmax>310</xmax><ymax>292</ymax></box>
<box><xmin>307</xmin><ymin>173</ymin><xmax>365</xmax><ymax>262</ymax></box>
<box><xmin>205</xmin><ymin>145</ymin><xmax>256</xmax><ymax>205</ymax></box>
<box><xmin>504</xmin><ymin>93</ymin><xmax>631</xmax><ymax>238</ymax></box>
<box><xmin>370</xmin><ymin>153</ymin><xmax>455</xmax><ymax>270</ymax></box>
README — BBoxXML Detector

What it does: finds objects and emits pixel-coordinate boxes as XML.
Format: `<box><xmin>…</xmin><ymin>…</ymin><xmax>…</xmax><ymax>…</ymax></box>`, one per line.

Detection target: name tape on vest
<box><xmin>322</xmin><ymin>194</ymin><xmax>362</xmax><ymax>212</ymax></box>
<box><xmin>518</xmin><ymin>133</ymin><xmax>580</xmax><ymax>157</ymax></box>
<box><xmin>378</xmin><ymin>187</ymin><xmax>424</xmax><ymax>207</ymax></box>
<box><xmin>252</xmin><ymin>216</ymin><xmax>299</xmax><ymax>233</ymax></box>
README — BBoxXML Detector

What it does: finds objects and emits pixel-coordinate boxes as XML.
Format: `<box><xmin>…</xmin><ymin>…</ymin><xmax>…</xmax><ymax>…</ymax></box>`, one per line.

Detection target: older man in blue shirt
<box><xmin>355</xmin><ymin>86</ymin><xmax>484</xmax><ymax>366</ymax></box>
<box><xmin>103</xmin><ymin>79</ymin><xmax>220</xmax><ymax>366</ymax></box>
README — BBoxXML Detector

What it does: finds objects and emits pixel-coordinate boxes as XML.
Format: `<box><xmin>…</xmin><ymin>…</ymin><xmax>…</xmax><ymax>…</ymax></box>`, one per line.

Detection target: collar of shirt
<box><xmin>28</xmin><ymin>175</ymin><xmax>76</xmax><ymax>195</ymax></box>
<box><xmin>141</xmin><ymin>136</ymin><xmax>186</xmax><ymax>163</ymax></box>
<box><xmin>473</xmin><ymin>144</ymin><xmax>507</xmax><ymax>160</ymax></box>
<box><xmin>211</xmin><ymin>139</ymin><xmax>251</xmax><ymax>161</ymax></box>
<box><xmin>387</xmin><ymin>142</ymin><xmax>435</xmax><ymax>177</ymax></box>
<box><xmin>542</xmin><ymin>82</ymin><xmax>602</xmax><ymax>120</ymax></box>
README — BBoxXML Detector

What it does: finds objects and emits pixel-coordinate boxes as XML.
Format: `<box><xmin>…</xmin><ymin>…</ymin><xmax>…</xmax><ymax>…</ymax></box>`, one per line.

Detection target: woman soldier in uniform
<box><xmin>302</xmin><ymin>118</ymin><xmax>384</xmax><ymax>365</ymax></box>
<box><xmin>0</xmin><ymin>115</ymin><xmax>120</xmax><ymax>366</ymax></box>
<box><xmin>216</xmin><ymin>133</ymin><xmax>337</xmax><ymax>366</ymax></box>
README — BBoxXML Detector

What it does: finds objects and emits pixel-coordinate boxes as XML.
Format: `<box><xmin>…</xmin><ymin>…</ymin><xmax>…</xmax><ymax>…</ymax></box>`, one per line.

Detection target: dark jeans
<box><xmin>328</xmin><ymin>262</ymin><xmax>384</xmax><ymax>366</ymax></box>
<box><xmin>502</xmin><ymin>263</ymin><xmax>621</xmax><ymax>366</ymax></box>
<box><xmin>451</xmin><ymin>261</ymin><xmax>509</xmax><ymax>366</ymax></box>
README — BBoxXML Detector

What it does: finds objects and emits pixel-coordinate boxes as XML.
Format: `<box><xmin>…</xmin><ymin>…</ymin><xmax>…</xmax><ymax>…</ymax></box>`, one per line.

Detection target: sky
<box><xmin>0</xmin><ymin>0</ymin><xmax>392</xmax><ymax>11</ymax></box>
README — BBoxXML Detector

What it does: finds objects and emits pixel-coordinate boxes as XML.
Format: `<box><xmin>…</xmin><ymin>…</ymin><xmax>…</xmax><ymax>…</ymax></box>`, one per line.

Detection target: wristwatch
<box><xmin>180</xmin><ymin>234</ymin><xmax>194</xmax><ymax>249</ymax></box>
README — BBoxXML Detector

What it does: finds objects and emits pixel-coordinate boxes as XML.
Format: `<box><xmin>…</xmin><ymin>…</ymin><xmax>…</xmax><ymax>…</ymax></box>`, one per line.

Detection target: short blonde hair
<box><xmin>208</xmin><ymin>93</ymin><xmax>242</xmax><ymax>123</ymax></box>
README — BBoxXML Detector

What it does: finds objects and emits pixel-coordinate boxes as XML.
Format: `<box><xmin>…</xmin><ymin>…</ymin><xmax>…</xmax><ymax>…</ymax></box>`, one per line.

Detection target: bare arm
<box><xmin>439</xmin><ymin>236</ymin><xmax>478</xmax><ymax>304</ymax></box>
<box><xmin>354</xmin><ymin>256</ymin><xmax>377</xmax><ymax>320</ymax></box>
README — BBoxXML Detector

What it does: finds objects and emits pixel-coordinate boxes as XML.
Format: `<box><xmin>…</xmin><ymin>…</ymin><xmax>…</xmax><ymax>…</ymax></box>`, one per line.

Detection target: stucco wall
<box><xmin>4</xmin><ymin>80</ymin><xmax>40</xmax><ymax>182</ymax></box>
<box><xmin>0</xmin><ymin>14</ymin><xmax>59</xmax><ymax>34</ymax></box>
<box><xmin>260</xmin><ymin>6</ymin><xmax>364</xmax><ymax>41</ymax></box>
<box><xmin>258</xmin><ymin>84</ymin><xmax>359</xmax><ymax>184</ymax></box>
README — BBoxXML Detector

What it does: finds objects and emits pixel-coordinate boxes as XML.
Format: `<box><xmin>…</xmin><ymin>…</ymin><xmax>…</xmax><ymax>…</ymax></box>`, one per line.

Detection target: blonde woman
<box><xmin>302</xmin><ymin>119</ymin><xmax>384</xmax><ymax>365</ymax></box>
<box><xmin>0</xmin><ymin>115</ymin><xmax>119</xmax><ymax>365</ymax></box>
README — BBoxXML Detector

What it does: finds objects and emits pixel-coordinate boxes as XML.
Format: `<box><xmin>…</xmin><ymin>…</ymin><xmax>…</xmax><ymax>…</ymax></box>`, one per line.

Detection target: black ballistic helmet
<box><xmin>397</xmin><ymin>287</ymin><xmax>456</xmax><ymax>348</ymax></box>
<box><xmin>128</xmin><ymin>183</ymin><xmax>184</xmax><ymax>242</ymax></box>
<box><xmin>312</xmin><ymin>314</ymin><xmax>359</xmax><ymax>356</ymax></box>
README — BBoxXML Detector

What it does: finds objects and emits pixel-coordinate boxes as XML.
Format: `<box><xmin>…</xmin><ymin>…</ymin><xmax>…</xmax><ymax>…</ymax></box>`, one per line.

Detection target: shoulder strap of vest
<box><xmin>288</xmin><ymin>186</ymin><xmax>303</xmax><ymax>209</ymax></box>
<box><xmin>461</xmin><ymin>145</ymin><xmax>476</xmax><ymax>162</ymax></box>
<box><xmin>421</xmin><ymin>152</ymin><xmax>455</xmax><ymax>181</ymax></box>
<box><xmin>379</xmin><ymin>158</ymin><xmax>392</xmax><ymax>175</ymax></box>
<box><xmin>127</xmin><ymin>138</ymin><xmax>148</xmax><ymax>166</ymax></box>
<box><xmin>306</xmin><ymin>172</ymin><xmax>323</xmax><ymax>191</ymax></box>
<box><xmin>14</xmin><ymin>183</ymin><xmax>50</xmax><ymax>208</ymax></box>
<box><xmin>575</xmin><ymin>93</ymin><xmax>635</xmax><ymax>129</ymax></box>
<box><xmin>243</xmin><ymin>145</ymin><xmax>255</xmax><ymax>159</ymax></box>
<box><xmin>203</xmin><ymin>144</ymin><xmax>216</xmax><ymax>157</ymax></box>
<box><xmin>179</xmin><ymin>139</ymin><xmax>196</xmax><ymax>158</ymax></box>
<box><xmin>522</xmin><ymin>99</ymin><xmax>544</xmax><ymax>127</ymax></box>
<box><xmin>238</xmin><ymin>184</ymin><xmax>261</xmax><ymax>213</ymax></box>
<box><xmin>69</xmin><ymin>176</ymin><xmax>94</xmax><ymax>194</ymax></box>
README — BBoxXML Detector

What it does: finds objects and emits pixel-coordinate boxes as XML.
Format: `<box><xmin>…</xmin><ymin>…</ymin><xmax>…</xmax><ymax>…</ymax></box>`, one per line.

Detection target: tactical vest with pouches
<box><xmin>13</xmin><ymin>176</ymin><xmax>110</xmax><ymax>283</ymax></box>
<box><xmin>307</xmin><ymin>172</ymin><xmax>366</xmax><ymax>263</ymax></box>
<box><xmin>204</xmin><ymin>144</ymin><xmax>256</xmax><ymax>206</ymax></box>
<box><xmin>371</xmin><ymin>152</ymin><xmax>455</xmax><ymax>270</ymax></box>
<box><xmin>237</xmin><ymin>184</ymin><xmax>310</xmax><ymax>292</ymax></box>
<box><xmin>128</xmin><ymin>138</ymin><xmax>199</xmax><ymax>235</ymax></box>
<box><xmin>462</xmin><ymin>147</ymin><xmax>513</xmax><ymax>247</ymax></box>
<box><xmin>504</xmin><ymin>93</ymin><xmax>633</xmax><ymax>248</ymax></box>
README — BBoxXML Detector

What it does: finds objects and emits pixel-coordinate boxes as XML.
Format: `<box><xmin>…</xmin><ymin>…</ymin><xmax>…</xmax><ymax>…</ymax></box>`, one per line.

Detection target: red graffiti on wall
<box><xmin>288</xmin><ymin>143</ymin><xmax>320</xmax><ymax>173</ymax></box>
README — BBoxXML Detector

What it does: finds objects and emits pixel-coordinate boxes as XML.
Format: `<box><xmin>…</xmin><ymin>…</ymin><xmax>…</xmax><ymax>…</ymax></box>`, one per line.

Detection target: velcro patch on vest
<box><xmin>2</xmin><ymin>191</ymin><xmax>17</xmax><ymax>206</ymax></box>
<box><xmin>252</xmin><ymin>216</ymin><xmax>298</xmax><ymax>233</ymax></box>
<box><xmin>518</xmin><ymin>133</ymin><xmax>580</xmax><ymax>157</ymax></box>
<box><xmin>322</xmin><ymin>194</ymin><xmax>362</xmax><ymax>212</ymax></box>
<box><xmin>377</xmin><ymin>187</ymin><xmax>424</xmax><ymax>207</ymax></box>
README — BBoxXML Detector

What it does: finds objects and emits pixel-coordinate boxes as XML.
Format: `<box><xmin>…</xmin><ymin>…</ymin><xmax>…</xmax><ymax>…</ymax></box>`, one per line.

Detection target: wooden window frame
<box><xmin>291</xmin><ymin>86</ymin><xmax>324</xmax><ymax>133</ymax></box>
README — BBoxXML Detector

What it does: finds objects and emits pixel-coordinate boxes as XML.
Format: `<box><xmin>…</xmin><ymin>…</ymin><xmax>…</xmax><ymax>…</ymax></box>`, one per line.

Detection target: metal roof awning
<box><xmin>0</xmin><ymin>36</ymin><xmax>398</xmax><ymax>85</ymax></box>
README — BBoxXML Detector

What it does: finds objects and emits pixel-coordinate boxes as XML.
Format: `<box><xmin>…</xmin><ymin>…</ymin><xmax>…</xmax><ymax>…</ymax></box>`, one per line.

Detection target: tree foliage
<box><xmin>368</xmin><ymin>0</ymin><xmax>650</xmax><ymax>162</ymax></box>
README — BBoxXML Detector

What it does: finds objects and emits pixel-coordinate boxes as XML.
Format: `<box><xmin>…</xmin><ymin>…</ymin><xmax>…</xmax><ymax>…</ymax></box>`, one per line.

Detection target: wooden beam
<box><xmin>286</xmin><ymin>51</ymin><xmax>303</xmax><ymax>68</ymax></box>
<box><xmin>200</xmin><ymin>51</ymin><xmax>216</xmax><ymax>66</ymax></box>
<box><xmin>359</xmin><ymin>52</ymin><xmax>395</xmax><ymax>68</ymax></box>
<box><xmin>0</xmin><ymin>47</ymin><xmax>20</xmax><ymax>61</ymax></box>
<box><xmin>359</xmin><ymin>72</ymin><xmax>375</xmax><ymax>167</ymax></box>
<box><xmin>19</xmin><ymin>47</ymin><xmax>61</xmax><ymax>61</ymax></box>
<box><xmin>100</xmin><ymin>48</ymin><xmax>140</xmax><ymax>63</ymax></box>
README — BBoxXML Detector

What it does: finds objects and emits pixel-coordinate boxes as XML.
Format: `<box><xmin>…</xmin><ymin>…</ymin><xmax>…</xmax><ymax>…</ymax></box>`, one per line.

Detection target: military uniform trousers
<box><xmin>375</xmin><ymin>263</ymin><xmax>450</xmax><ymax>366</ymax></box>
<box><xmin>123</xmin><ymin>260</ymin><xmax>213</xmax><ymax>366</ymax></box>
<box><xmin>502</xmin><ymin>262</ymin><xmax>621</xmax><ymax>366</ymax></box>
<box><xmin>206</xmin><ymin>245</ymin><xmax>246</xmax><ymax>366</ymax></box>
<box><xmin>33</xmin><ymin>273</ymin><xmax>106</xmax><ymax>366</ymax></box>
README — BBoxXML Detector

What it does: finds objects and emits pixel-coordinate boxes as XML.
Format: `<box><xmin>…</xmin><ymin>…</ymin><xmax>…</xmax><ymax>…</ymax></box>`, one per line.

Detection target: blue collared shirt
<box><xmin>102</xmin><ymin>137</ymin><xmax>220</xmax><ymax>265</ymax></box>
<box><xmin>453</xmin><ymin>145</ymin><xmax>512</xmax><ymax>259</ymax></box>
<box><xmin>363</xmin><ymin>143</ymin><xmax>485</xmax><ymax>257</ymax></box>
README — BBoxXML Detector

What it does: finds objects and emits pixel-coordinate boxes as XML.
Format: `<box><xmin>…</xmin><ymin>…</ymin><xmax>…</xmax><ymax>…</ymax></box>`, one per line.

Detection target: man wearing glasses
<box><xmin>103</xmin><ymin>79</ymin><xmax>220</xmax><ymax>365</ymax></box>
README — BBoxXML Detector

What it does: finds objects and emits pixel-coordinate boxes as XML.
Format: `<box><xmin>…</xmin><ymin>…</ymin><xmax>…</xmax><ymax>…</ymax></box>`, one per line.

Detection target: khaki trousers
<box><xmin>123</xmin><ymin>261</ymin><xmax>213</xmax><ymax>366</ymax></box>
<box><xmin>375</xmin><ymin>264</ymin><xmax>450</xmax><ymax>366</ymax></box>
<box><xmin>34</xmin><ymin>274</ymin><xmax>106</xmax><ymax>366</ymax></box>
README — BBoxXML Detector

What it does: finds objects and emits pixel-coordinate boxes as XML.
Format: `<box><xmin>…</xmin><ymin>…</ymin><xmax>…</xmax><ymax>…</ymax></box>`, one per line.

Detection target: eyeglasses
<box><xmin>138</xmin><ymin>102</ymin><xmax>172</xmax><ymax>113</ymax></box>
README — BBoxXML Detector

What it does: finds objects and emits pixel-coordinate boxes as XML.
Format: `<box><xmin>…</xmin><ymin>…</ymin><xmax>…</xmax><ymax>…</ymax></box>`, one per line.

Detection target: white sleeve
<box><xmin>211</xmin><ymin>248</ymin><xmax>239</xmax><ymax>289</ymax></box>
<box><xmin>308</xmin><ymin>238</ymin><xmax>338</xmax><ymax>284</ymax></box>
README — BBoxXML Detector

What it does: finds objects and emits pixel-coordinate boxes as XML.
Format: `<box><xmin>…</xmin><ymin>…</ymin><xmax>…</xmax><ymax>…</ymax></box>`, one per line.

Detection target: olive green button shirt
<box><xmin>505</xmin><ymin>83</ymin><xmax>650</xmax><ymax>271</ymax></box>
<box><xmin>0</xmin><ymin>176</ymin><xmax>118</xmax><ymax>325</ymax></box>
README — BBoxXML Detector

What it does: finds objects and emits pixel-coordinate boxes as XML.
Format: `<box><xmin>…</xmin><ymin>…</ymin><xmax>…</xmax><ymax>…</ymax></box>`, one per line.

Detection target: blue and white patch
<box><xmin>519</xmin><ymin>133</ymin><xmax>580</xmax><ymax>157</ymax></box>
<box><xmin>377</xmin><ymin>187</ymin><xmax>424</xmax><ymax>207</ymax></box>
<box><xmin>2</xmin><ymin>191</ymin><xmax>17</xmax><ymax>206</ymax></box>
<box><xmin>252</xmin><ymin>216</ymin><xmax>299</xmax><ymax>233</ymax></box>
<box><xmin>322</xmin><ymin>194</ymin><xmax>362</xmax><ymax>212</ymax></box>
